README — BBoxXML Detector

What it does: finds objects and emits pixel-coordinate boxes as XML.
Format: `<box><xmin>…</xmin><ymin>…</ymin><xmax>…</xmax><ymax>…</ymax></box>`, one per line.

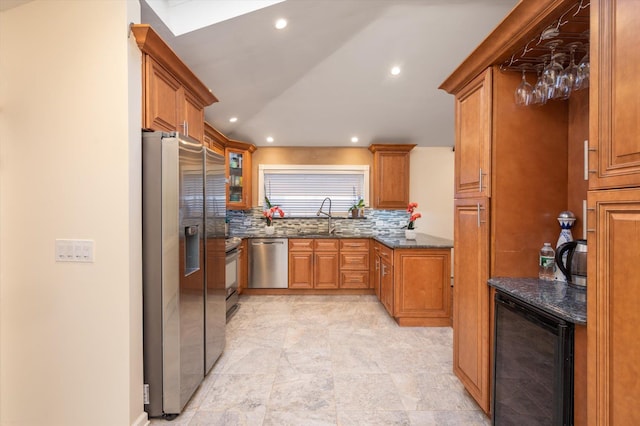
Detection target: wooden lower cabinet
<box><xmin>393</xmin><ymin>249</ymin><xmax>451</xmax><ymax>327</ymax></box>
<box><xmin>372</xmin><ymin>243</ymin><xmax>382</xmax><ymax>298</ymax></box>
<box><xmin>314</xmin><ymin>252</ymin><xmax>339</xmax><ymax>289</ymax></box>
<box><xmin>453</xmin><ymin>197</ymin><xmax>490</xmax><ymax>414</ymax></box>
<box><xmin>340</xmin><ymin>239</ymin><xmax>370</xmax><ymax>289</ymax></box>
<box><xmin>288</xmin><ymin>239</ymin><xmax>339</xmax><ymax>289</ymax></box>
<box><xmin>373</xmin><ymin>242</ymin><xmax>452</xmax><ymax>326</ymax></box>
<box><xmin>288</xmin><ymin>239</ymin><xmax>314</xmax><ymax>289</ymax></box>
<box><xmin>587</xmin><ymin>189</ymin><xmax>640</xmax><ymax>425</ymax></box>
<box><xmin>380</xmin><ymin>257</ymin><xmax>394</xmax><ymax>315</ymax></box>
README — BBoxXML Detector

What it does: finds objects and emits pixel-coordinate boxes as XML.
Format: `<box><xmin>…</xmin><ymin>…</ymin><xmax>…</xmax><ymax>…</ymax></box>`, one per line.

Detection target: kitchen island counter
<box><xmin>488</xmin><ymin>277</ymin><xmax>586</xmax><ymax>325</ymax></box>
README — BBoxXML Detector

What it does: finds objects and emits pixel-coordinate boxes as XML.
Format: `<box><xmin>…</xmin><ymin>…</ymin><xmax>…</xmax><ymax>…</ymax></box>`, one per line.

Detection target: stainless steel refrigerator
<box><xmin>142</xmin><ymin>132</ymin><xmax>225</xmax><ymax>419</ymax></box>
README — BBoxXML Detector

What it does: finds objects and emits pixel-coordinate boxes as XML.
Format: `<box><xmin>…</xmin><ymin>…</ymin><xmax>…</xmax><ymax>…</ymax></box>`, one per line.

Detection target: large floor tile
<box><xmin>150</xmin><ymin>294</ymin><xmax>489</xmax><ymax>425</ymax></box>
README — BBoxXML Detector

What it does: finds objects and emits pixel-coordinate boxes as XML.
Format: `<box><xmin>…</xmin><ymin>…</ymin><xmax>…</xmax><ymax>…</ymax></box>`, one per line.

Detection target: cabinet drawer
<box><xmin>340</xmin><ymin>271</ymin><xmax>369</xmax><ymax>289</ymax></box>
<box><xmin>340</xmin><ymin>239</ymin><xmax>370</xmax><ymax>251</ymax></box>
<box><xmin>340</xmin><ymin>252</ymin><xmax>369</xmax><ymax>270</ymax></box>
<box><xmin>314</xmin><ymin>239</ymin><xmax>339</xmax><ymax>251</ymax></box>
<box><xmin>377</xmin><ymin>244</ymin><xmax>393</xmax><ymax>265</ymax></box>
<box><xmin>289</xmin><ymin>239</ymin><xmax>313</xmax><ymax>251</ymax></box>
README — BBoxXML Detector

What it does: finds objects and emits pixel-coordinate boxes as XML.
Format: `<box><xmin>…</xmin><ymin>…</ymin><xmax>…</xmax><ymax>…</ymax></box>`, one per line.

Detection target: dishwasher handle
<box><xmin>251</xmin><ymin>241</ymin><xmax>285</xmax><ymax>245</ymax></box>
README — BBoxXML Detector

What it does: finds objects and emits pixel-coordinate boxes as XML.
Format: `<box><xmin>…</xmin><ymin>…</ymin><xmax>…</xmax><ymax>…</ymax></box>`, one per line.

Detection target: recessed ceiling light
<box><xmin>390</xmin><ymin>66</ymin><xmax>401</xmax><ymax>76</ymax></box>
<box><xmin>351</xmin><ymin>137</ymin><xmax>359</xmax><ymax>143</ymax></box>
<box><xmin>275</xmin><ymin>18</ymin><xmax>287</xmax><ymax>30</ymax></box>
<box><xmin>229</xmin><ymin>117</ymin><xmax>238</xmax><ymax>123</ymax></box>
<box><xmin>266</xmin><ymin>136</ymin><xmax>274</xmax><ymax>143</ymax></box>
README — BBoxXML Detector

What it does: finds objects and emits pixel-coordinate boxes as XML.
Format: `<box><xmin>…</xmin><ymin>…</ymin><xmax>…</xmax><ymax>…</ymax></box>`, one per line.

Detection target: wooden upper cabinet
<box><xmin>131</xmin><ymin>24</ymin><xmax>217</xmax><ymax>144</ymax></box>
<box><xmin>454</xmin><ymin>69</ymin><xmax>491</xmax><ymax>198</ymax></box>
<box><xmin>225</xmin><ymin>139</ymin><xmax>256</xmax><ymax>210</ymax></box>
<box><xmin>369</xmin><ymin>144</ymin><xmax>416</xmax><ymax>209</ymax></box>
<box><xmin>204</xmin><ymin>122</ymin><xmax>226</xmax><ymax>155</ymax></box>
<box><xmin>182</xmin><ymin>89</ymin><xmax>205</xmax><ymax>143</ymax></box>
<box><xmin>143</xmin><ymin>55</ymin><xmax>181</xmax><ymax>132</ymax></box>
<box><xmin>589</xmin><ymin>0</ymin><xmax>640</xmax><ymax>189</ymax></box>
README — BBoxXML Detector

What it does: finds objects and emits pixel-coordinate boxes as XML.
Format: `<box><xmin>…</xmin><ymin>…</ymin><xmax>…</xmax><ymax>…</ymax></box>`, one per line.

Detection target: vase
<box><xmin>405</xmin><ymin>229</ymin><xmax>417</xmax><ymax>240</ymax></box>
<box><xmin>265</xmin><ymin>225</ymin><xmax>275</xmax><ymax>235</ymax></box>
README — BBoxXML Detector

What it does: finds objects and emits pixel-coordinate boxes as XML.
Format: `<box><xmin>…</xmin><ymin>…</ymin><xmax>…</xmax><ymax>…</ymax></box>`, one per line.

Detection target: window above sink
<box><xmin>258</xmin><ymin>164</ymin><xmax>370</xmax><ymax>217</ymax></box>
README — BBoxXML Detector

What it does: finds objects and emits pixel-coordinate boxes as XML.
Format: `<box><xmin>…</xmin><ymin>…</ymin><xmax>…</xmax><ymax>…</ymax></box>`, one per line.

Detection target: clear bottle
<box><xmin>539</xmin><ymin>242</ymin><xmax>556</xmax><ymax>281</ymax></box>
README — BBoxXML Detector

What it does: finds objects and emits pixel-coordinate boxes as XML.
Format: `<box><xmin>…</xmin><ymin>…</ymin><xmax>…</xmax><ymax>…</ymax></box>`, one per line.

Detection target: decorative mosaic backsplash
<box><xmin>227</xmin><ymin>207</ymin><xmax>411</xmax><ymax>237</ymax></box>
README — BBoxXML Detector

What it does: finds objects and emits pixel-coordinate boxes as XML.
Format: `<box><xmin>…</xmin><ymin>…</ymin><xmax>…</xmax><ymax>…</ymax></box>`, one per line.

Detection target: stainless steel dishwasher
<box><xmin>249</xmin><ymin>238</ymin><xmax>289</xmax><ymax>288</ymax></box>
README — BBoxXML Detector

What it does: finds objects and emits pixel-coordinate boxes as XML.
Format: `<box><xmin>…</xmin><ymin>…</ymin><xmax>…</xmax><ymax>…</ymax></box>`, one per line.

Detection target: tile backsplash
<box><xmin>227</xmin><ymin>208</ymin><xmax>410</xmax><ymax>237</ymax></box>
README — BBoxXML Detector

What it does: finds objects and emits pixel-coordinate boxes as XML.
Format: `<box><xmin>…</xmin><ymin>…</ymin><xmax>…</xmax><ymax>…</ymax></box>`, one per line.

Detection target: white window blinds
<box><xmin>258</xmin><ymin>165</ymin><xmax>369</xmax><ymax>217</ymax></box>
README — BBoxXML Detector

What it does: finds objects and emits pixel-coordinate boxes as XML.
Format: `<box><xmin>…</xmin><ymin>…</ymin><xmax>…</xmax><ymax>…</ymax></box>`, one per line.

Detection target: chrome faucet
<box><xmin>316</xmin><ymin>197</ymin><xmax>335</xmax><ymax>234</ymax></box>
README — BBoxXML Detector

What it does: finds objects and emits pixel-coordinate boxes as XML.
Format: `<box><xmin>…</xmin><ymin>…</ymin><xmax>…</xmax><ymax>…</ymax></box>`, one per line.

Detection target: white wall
<box><xmin>410</xmin><ymin>147</ymin><xmax>454</xmax><ymax>240</ymax></box>
<box><xmin>0</xmin><ymin>1</ymin><xmax>145</xmax><ymax>425</ymax></box>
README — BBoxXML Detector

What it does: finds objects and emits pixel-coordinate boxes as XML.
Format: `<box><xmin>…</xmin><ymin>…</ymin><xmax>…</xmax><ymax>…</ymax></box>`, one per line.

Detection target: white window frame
<box><xmin>258</xmin><ymin>164</ymin><xmax>370</xmax><ymax>217</ymax></box>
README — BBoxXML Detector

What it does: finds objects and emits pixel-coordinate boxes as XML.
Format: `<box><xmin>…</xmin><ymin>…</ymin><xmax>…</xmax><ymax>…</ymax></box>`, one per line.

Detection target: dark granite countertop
<box><xmin>230</xmin><ymin>231</ymin><xmax>453</xmax><ymax>249</ymax></box>
<box><xmin>488</xmin><ymin>277</ymin><xmax>586</xmax><ymax>325</ymax></box>
<box><xmin>374</xmin><ymin>233</ymin><xmax>453</xmax><ymax>249</ymax></box>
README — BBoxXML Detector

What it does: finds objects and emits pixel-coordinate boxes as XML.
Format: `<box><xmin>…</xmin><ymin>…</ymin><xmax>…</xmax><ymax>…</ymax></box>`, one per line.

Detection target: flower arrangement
<box><xmin>405</xmin><ymin>202</ymin><xmax>422</xmax><ymax>230</ymax></box>
<box><xmin>263</xmin><ymin>197</ymin><xmax>284</xmax><ymax>226</ymax></box>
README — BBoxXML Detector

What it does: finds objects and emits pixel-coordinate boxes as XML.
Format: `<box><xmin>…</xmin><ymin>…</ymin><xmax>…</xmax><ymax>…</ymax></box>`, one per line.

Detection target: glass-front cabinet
<box><xmin>225</xmin><ymin>140</ymin><xmax>256</xmax><ymax>210</ymax></box>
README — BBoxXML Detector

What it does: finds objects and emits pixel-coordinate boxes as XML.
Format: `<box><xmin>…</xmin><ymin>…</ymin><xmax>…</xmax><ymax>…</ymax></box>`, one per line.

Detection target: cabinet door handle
<box><xmin>583</xmin><ymin>140</ymin><xmax>589</xmax><ymax>181</ymax></box>
<box><xmin>180</xmin><ymin>121</ymin><xmax>189</xmax><ymax>136</ymax></box>
<box><xmin>479</xmin><ymin>168</ymin><xmax>483</xmax><ymax>192</ymax></box>
<box><xmin>382</xmin><ymin>264</ymin><xmax>388</xmax><ymax>276</ymax></box>
<box><xmin>476</xmin><ymin>203</ymin><xmax>486</xmax><ymax>228</ymax></box>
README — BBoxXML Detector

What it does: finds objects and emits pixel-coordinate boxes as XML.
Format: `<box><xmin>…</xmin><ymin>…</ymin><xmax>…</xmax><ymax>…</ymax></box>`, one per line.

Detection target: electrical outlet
<box><xmin>376</xmin><ymin>220</ymin><xmax>383</xmax><ymax>227</ymax></box>
<box><xmin>243</xmin><ymin>218</ymin><xmax>251</xmax><ymax>225</ymax></box>
<box><xmin>55</xmin><ymin>239</ymin><xmax>94</xmax><ymax>263</ymax></box>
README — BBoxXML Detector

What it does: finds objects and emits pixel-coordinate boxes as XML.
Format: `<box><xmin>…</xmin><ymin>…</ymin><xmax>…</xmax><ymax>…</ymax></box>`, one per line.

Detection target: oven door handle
<box><xmin>225</xmin><ymin>249</ymin><xmax>239</xmax><ymax>261</ymax></box>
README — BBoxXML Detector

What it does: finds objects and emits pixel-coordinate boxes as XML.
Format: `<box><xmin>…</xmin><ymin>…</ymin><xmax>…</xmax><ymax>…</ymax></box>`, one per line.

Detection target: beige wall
<box><xmin>0</xmin><ymin>1</ymin><xmax>145</xmax><ymax>425</ymax></box>
<box><xmin>251</xmin><ymin>146</ymin><xmax>454</xmax><ymax>239</ymax></box>
<box><xmin>410</xmin><ymin>147</ymin><xmax>455</xmax><ymax>240</ymax></box>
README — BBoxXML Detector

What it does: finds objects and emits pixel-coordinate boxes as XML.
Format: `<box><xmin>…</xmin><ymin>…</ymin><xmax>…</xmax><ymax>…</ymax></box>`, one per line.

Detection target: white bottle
<box><xmin>539</xmin><ymin>243</ymin><xmax>556</xmax><ymax>281</ymax></box>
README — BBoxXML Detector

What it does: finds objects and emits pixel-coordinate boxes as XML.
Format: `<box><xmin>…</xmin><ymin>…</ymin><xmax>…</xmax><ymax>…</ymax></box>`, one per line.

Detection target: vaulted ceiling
<box><xmin>142</xmin><ymin>0</ymin><xmax>518</xmax><ymax>147</ymax></box>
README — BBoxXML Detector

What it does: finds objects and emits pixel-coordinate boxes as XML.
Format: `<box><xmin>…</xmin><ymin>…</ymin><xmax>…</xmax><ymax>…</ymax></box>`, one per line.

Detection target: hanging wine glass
<box><xmin>514</xmin><ymin>66</ymin><xmax>533</xmax><ymax>106</ymax></box>
<box><xmin>531</xmin><ymin>63</ymin><xmax>547</xmax><ymax>105</ymax></box>
<box><xmin>556</xmin><ymin>43</ymin><xmax>580</xmax><ymax>100</ymax></box>
<box><xmin>575</xmin><ymin>43</ymin><xmax>590</xmax><ymax>90</ymax></box>
<box><xmin>542</xmin><ymin>41</ymin><xmax>564</xmax><ymax>100</ymax></box>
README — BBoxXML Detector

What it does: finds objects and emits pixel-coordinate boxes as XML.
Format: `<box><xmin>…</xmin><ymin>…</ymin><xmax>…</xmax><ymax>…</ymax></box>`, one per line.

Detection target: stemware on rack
<box><xmin>500</xmin><ymin>0</ymin><xmax>590</xmax><ymax>106</ymax></box>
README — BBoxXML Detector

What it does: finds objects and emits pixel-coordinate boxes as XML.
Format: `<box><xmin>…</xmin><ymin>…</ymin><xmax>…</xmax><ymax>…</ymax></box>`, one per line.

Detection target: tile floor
<box><xmin>150</xmin><ymin>295</ymin><xmax>490</xmax><ymax>426</ymax></box>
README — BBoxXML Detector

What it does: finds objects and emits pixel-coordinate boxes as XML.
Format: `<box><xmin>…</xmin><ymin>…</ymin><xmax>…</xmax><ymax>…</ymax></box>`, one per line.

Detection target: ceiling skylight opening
<box><xmin>266</xmin><ymin>136</ymin><xmax>275</xmax><ymax>143</ymax></box>
<box><xmin>390</xmin><ymin>66</ymin><xmax>401</xmax><ymax>76</ymax></box>
<box><xmin>229</xmin><ymin>117</ymin><xmax>238</xmax><ymax>123</ymax></box>
<box><xmin>351</xmin><ymin>137</ymin><xmax>359</xmax><ymax>143</ymax></box>
<box><xmin>275</xmin><ymin>18</ymin><xmax>288</xmax><ymax>30</ymax></box>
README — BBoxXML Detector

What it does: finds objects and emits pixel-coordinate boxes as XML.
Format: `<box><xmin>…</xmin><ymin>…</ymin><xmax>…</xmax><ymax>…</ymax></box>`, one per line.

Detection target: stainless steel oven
<box><xmin>225</xmin><ymin>237</ymin><xmax>241</xmax><ymax>318</ymax></box>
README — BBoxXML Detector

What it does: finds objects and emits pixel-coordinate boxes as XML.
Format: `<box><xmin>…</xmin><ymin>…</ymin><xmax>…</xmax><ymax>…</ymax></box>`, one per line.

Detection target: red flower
<box><xmin>406</xmin><ymin>202</ymin><xmax>421</xmax><ymax>230</ymax></box>
<box><xmin>264</xmin><ymin>205</ymin><xmax>285</xmax><ymax>226</ymax></box>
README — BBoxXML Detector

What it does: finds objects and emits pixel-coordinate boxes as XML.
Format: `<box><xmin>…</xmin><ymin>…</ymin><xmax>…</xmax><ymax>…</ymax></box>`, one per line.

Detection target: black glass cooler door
<box><xmin>493</xmin><ymin>292</ymin><xmax>574</xmax><ymax>426</ymax></box>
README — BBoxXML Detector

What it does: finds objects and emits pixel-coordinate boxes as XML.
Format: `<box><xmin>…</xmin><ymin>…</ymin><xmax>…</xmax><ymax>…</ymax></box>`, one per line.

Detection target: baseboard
<box><xmin>131</xmin><ymin>411</ymin><xmax>149</xmax><ymax>426</ymax></box>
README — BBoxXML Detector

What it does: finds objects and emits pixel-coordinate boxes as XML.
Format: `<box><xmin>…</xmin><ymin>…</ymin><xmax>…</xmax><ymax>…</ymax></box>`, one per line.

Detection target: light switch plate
<box><xmin>55</xmin><ymin>239</ymin><xmax>94</xmax><ymax>263</ymax></box>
